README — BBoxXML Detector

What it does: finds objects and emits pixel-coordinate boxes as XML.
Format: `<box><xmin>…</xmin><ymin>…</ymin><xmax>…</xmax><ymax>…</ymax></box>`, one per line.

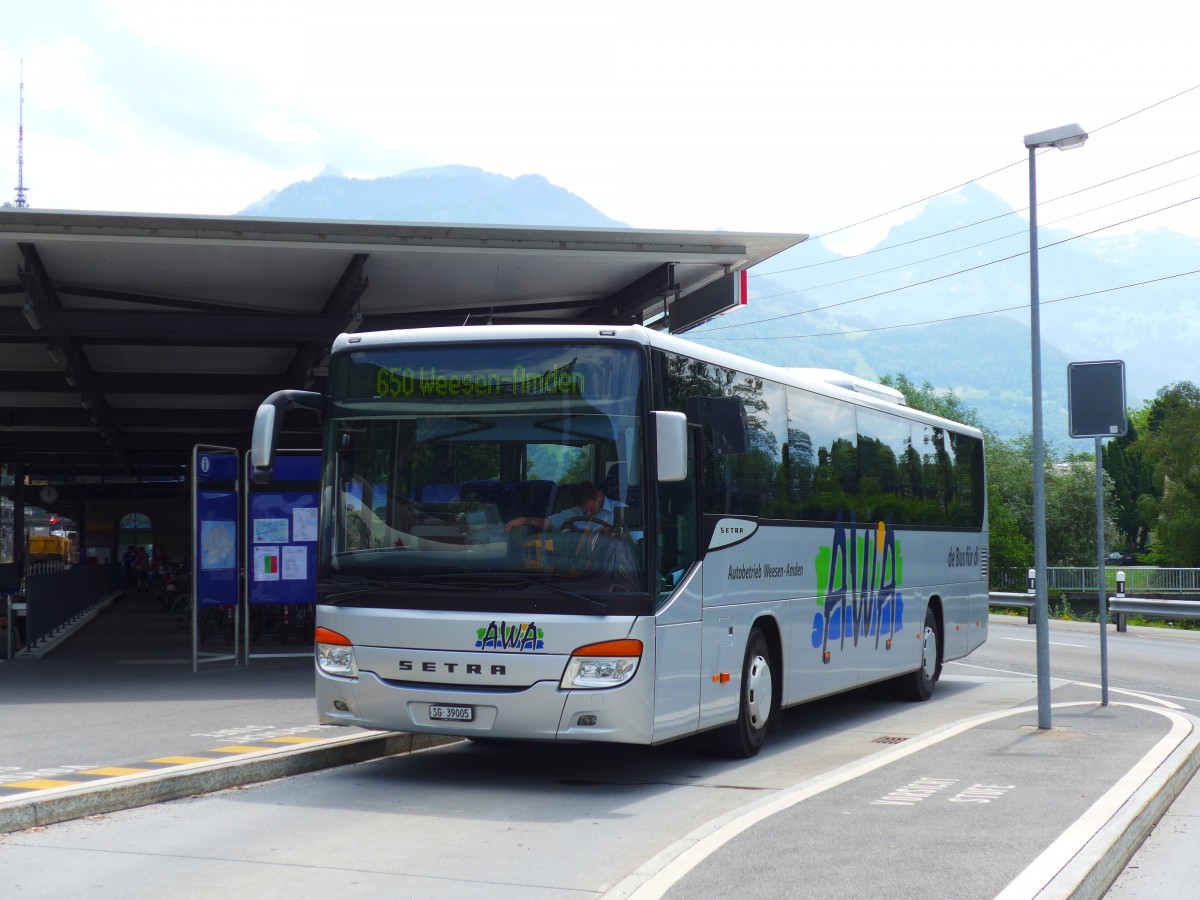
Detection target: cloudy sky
<box><xmin>3</xmin><ymin>0</ymin><xmax>1198</xmax><ymax>252</ymax></box>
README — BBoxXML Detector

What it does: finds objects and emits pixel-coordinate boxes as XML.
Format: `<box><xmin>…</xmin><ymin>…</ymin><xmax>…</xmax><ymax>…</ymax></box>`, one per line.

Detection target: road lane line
<box><xmin>997</xmin><ymin>637</ymin><xmax>1087</xmax><ymax>647</ymax></box>
<box><xmin>949</xmin><ymin>661</ymin><xmax>1037</xmax><ymax>677</ymax></box>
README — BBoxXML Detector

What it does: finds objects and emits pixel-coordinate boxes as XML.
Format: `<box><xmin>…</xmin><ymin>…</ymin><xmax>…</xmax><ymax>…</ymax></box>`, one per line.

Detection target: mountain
<box><xmin>239</xmin><ymin>165</ymin><xmax>627</xmax><ymax>228</ymax></box>
<box><xmin>687</xmin><ymin>182</ymin><xmax>1200</xmax><ymax>446</ymax></box>
<box><xmin>235</xmin><ymin>169</ymin><xmax>1198</xmax><ymax>446</ymax></box>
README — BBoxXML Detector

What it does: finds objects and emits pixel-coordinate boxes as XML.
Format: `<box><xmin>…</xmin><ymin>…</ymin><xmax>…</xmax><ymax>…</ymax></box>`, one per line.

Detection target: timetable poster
<box><xmin>245</xmin><ymin>451</ymin><xmax>320</xmax><ymax>605</ymax></box>
<box><xmin>194</xmin><ymin>447</ymin><xmax>239</xmax><ymax>608</ymax></box>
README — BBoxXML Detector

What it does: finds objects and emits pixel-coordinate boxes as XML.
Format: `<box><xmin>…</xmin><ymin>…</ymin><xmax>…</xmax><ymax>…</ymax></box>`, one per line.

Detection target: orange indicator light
<box><xmin>314</xmin><ymin>626</ymin><xmax>352</xmax><ymax>646</ymax></box>
<box><xmin>573</xmin><ymin>638</ymin><xmax>642</xmax><ymax>658</ymax></box>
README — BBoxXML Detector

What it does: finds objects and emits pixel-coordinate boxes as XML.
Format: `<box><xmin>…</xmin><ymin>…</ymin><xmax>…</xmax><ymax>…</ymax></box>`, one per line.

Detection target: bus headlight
<box><xmin>560</xmin><ymin>639</ymin><xmax>642</xmax><ymax>689</ymax></box>
<box><xmin>315</xmin><ymin>626</ymin><xmax>358</xmax><ymax>678</ymax></box>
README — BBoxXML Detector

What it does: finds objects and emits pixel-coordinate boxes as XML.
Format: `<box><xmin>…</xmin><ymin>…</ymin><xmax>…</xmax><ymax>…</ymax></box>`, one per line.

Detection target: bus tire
<box><xmin>716</xmin><ymin>627</ymin><xmax>774</xmax><ymax>758</ymax></box>
<box><xmin>896</xmin><ymin>605</ymin><xmax>940</xmax><ymax>702</ymax></box>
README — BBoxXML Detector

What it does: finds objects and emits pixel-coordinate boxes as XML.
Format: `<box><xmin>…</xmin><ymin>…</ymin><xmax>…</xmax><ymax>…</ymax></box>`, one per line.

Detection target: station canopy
<box><xmin>0</xmin><ymin>209</ymin><xmax>804</xmax><ymax>489</ymax></box>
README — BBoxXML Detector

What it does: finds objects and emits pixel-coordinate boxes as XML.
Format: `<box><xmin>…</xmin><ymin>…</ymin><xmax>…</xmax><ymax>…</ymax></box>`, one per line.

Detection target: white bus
<box><xmin>252</xmin><ymin>324</ymin><xmax>988</xmax><ymax>757</ymax></box>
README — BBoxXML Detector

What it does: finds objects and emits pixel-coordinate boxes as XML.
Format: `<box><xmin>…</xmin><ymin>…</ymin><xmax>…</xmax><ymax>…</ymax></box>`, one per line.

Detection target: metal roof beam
<box><xmin>288</xmin><ymin>252</ymin><xmax>370</xmax><ymax>388</ymax></box>
<box><xmin>17</xmin><ymin>242</ymin><xmax>125</xmax><ymax>461</ymax></box>
<box><xmin>324</xmin><ymin>252</ymin><xmax>370</xmax><ymax>318</ymax></box>
<box><xmin>589</xmin><ymin>263</ymin><xmax>678</xmax><ymax>324</ymax></box>
<box><xmin>0</xmin><ymin>308</ymin><xmax>346</xmax><ymax>341</ymax></box>
<box><xmin>0</xmin><ymin>371</ymin><xmax>295</xmax><ymax>394</ymax></box>
<box><xmin>0</xmin><ymin>431</ymin><xmax>298</xmax><ymax>452</ymax></box>
<box><xmin>0</xmin><ymin>408</ymin><xmax>254</xmax><ymax>428</ymax></box>
<box><xmin>57</xmin><ymin>284</ymin><xmax>266</xmax><ymax>314</ymax></box>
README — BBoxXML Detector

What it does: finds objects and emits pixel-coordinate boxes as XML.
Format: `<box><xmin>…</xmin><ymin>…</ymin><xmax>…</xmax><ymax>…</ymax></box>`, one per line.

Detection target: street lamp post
<box><xmin>1024</xmin><ymin>123</ymin><xmax>1088</xmax><ymax>730</ymax></box>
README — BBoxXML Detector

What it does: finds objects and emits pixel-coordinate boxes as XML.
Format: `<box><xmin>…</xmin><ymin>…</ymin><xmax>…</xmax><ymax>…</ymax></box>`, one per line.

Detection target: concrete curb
<box><xmin>0</xmin><ymin>730</ymin><xmax>462</xmax><ymax>835</ymax></box>
<box><xmin>1047</xmin><ymin>711</ymin><xmax>1200</xmax><ymax>899</ymax></box>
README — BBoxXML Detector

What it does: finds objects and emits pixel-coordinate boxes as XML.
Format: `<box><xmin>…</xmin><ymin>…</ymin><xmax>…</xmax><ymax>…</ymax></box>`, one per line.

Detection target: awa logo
<box><xmin>812</xmin><ymin>515</ymin><xmax>904</xmax><ymax>663</ymax></box>
<box><xmin>475</xmin><ymin>621</ymin><xmax>544</xmax><ymax>651</ymax></box>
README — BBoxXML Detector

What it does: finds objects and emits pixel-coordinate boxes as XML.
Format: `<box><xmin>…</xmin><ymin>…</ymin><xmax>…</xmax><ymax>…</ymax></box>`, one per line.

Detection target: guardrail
<box><xmin>989</xmin><ymin>592</ymin><xmax>1200</xmax><ymax>633</ymax></box>
<box><xmin>1108</xmin><ymin>597</ymin><xmax>1200</xmax><ymax>632</ymax></box>
<box><xmin>28</xmin><ymin>560</ymin><xmax>67</xmax><ymax>576</ymax></box>
<box><xmin>1041</xmin><ymin>567</ymin><xmax>1200</xmax><ymax>594</ymax></box>
<box><xmin>23</xmin><ymin>564</ymin><xmax>121</xmax><ymax>649</ymax></box>
<box><xmin>988</xmin><ymin>592</ymin><xmax>1036</xmax><ymax>623</ymax></box>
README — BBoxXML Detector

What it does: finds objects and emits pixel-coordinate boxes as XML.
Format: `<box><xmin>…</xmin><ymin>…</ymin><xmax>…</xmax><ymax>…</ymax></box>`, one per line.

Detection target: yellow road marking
<box><xmin>2</xmin><ymin>737</ymin><xmax>336</xmax><ymax>797</ymax></box>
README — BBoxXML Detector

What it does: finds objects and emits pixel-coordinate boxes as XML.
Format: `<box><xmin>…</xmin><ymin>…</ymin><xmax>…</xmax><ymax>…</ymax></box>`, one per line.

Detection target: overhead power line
<box><xmin>706</xmin><ymin>268</ymin><xmax>1200</xmax><ymax>343</ymax></box>
<box><xmin>753</xmin><ymin>82</ymin><xmax>1200</xmax><ymax>277</ymax></box>
<box><xmin>701</xmin><ymin>193</ymin><xmax>1200</xmax><ymax>333</ymax></box>
<box><xmin>753</xmin><ymin>146</ymin><xmax>1200</xmax><ymax>279</ymax></box>
<box><xmin>757</xmin><ymin>169</ymin><xmax>1200</xmax><ymax>300</ymax></box>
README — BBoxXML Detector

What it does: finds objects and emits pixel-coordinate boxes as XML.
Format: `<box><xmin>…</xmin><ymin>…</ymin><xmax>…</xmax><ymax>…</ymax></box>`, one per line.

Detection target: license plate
<box><xmin>428</xmin><ymin>704</ymin><xmax>474</xmax><ymax>722</ymax></box>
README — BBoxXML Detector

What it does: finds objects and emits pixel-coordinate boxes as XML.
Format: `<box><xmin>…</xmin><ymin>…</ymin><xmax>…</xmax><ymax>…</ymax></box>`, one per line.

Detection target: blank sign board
<box><xmin>1068</xmin><ymin>360</ymin><xmax>1127</xmax><ymax>439</ymax></box>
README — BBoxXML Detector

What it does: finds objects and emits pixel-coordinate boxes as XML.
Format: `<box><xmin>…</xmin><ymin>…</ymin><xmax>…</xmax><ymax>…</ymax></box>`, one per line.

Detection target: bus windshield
<box><xmin>325</xmin><ymin>341</ymin><xmax>647</xmax><ymax>595</ymax></box>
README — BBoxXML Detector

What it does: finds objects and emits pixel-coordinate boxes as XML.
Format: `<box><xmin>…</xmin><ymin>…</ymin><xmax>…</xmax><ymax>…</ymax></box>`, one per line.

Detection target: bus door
<box><xmin>652</xmin><ymin>422</ymin><xmax>703</xmax><ymax>743</ymax></box>
<box><xmin>690</xmin><ymin>400</ymin><xmax>755</xmax><ymax>732</ymax></box>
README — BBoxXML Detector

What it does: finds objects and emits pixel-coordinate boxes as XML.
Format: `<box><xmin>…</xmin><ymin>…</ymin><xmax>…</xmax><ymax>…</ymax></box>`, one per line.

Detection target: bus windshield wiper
<box><xmin>503</xmin><ymin>574</ymin><xmax>608</xmax><ymax>614</ymax></box>
<box><xmin>330</xmin><ymin>577</ymin><xmax>460</xmax><ymax>593</ymax></box>
<box><xmin>330</xmin><ymin>574</ymin><xmax>607</xmax><ymax>612</ymax></box>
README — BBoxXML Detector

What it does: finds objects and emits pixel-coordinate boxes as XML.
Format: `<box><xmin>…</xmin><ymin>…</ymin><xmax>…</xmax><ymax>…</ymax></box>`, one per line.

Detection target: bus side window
<box><xmin>922</xmin><ymin>427</ymin><xmax>954</xmax><ymax>527</ymax></box>
<box><xmin>788</xmin><ymin>388</ymin><xmax>857</xmax><ymax>523</ymax></box>
<box><xmin>858</xmin><ymin>408</ymin><xmax>913</xmax><ymax>524</ymax></box>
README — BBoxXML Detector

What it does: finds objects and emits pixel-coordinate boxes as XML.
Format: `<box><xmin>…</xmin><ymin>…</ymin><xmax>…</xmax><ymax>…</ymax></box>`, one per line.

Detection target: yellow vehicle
<box><xmin>28</xmin><ymin>534</ymin><xmax>75</xmax><ymax>563</ymax></box>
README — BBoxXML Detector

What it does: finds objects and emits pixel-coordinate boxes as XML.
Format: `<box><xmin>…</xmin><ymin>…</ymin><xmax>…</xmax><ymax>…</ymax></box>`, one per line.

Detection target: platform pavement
<box><xmin>2</xmin><ymin>596</ymin><xmax>1199</xmax><ymax>898</ymax></box>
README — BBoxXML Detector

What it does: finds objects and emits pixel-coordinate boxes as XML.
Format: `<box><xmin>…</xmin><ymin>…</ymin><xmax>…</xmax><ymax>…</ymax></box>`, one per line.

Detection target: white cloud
<box><xmin>254</xmin><ymin>110</ymin><xmax>321</xmax><ymax>146</ymax></box>
<box><xmin>1</xmin><ymin>0</ymin><xmax>1198</xmax><ymax>240</ymax></box>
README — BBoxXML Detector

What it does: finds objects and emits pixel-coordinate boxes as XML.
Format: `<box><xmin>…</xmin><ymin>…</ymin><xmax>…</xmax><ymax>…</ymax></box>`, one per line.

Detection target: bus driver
<box><xmin>505</xmin><ymin>481</ymin><xmax>624</xmax><ymax>534</ymax></box>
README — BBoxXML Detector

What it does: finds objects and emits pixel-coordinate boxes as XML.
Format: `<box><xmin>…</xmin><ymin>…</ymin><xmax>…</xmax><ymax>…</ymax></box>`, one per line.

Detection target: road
<box><xmin>1</xmin><ymin>616</ymin><xmax>1197</xmax><ymax>898</ymax></box>
<box><xmin>966</xmin><ymin>614</ymin><xmax>1200</xmax><ymax>706</ymax></box>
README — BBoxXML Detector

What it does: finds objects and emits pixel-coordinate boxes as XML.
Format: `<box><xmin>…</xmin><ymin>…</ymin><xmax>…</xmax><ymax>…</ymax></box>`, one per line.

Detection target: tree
<box><xmin>983</xmin><ymin>436</ymin><xmax>1033</xmax><ymax>580</ymax></box>
<box><xmin>1046</xmin><ymin>451</ymin><xmax>1120</xmax><ymax>566</ymax></box>
<box><xmin>879</xmin><ymin>373</ymin><xmax>981</xmax><ymax>428</ymax></box>
<box><xmin>1137</xmin><ymin>382</ymin><xmax>1200</xmax><ymax>566</ymax></box>
<box><xmin>1102</xmin><ymin>416</ymin><xmax>1157</xmax><ymax>551</ymax></box>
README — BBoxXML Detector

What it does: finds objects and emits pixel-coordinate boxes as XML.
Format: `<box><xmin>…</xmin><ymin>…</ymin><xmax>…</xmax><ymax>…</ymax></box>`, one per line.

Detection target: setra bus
<box><xmin>251</xmin><ymin>324</ymin><xmax>988</xmax><ymax>757</ymax></box>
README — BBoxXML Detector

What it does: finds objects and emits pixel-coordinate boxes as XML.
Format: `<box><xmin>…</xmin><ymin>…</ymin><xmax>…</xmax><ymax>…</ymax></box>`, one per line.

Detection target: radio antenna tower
<box><xmin>14</xmin><ymin>59</ymin><xmax>29</xmax><ymax>209</ymax></box>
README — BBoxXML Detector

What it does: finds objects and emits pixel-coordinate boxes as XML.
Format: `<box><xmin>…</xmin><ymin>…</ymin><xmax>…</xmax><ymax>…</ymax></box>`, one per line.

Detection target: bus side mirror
<box><xmin>251</xmin><ymin>390</ymin><xmax>324</xmax><ymax>483</ymax></box>
<box><xmin>655</xmin><ymin>411</ymin><xmax>688</xmax><ymax>482</ymax></box>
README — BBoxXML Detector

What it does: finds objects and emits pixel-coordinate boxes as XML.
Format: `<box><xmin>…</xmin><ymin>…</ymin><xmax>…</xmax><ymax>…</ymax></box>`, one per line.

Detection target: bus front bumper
<box><xmin>317</xmin><ymin>668</ymin><xmax>655</xmax><ymax>745</ymax></box>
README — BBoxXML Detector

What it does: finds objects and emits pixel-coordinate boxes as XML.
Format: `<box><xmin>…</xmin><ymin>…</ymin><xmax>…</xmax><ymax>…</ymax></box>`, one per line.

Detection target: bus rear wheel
<box><xmin>895</xmin><ymin>605</ymin><xmax>940</xmax><ymax>702</ymax></box>
<box><xmin>715</xmin><ymin>627</ymin><xmax>774</xmax><ymax>758</ymax></box>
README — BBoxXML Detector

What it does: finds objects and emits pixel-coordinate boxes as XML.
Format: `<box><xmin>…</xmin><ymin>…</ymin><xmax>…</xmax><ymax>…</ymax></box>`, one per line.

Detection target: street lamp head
<box><xmin>1024</xmin><ymin>123</ymin><xmax>1088</xmax><ymax>151</ymax></box>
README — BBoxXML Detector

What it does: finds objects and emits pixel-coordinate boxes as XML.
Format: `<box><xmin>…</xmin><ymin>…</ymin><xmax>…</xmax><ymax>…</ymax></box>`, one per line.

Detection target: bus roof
<box><xmin>331</xmin><ymin>324</ymin><xmax>984</xmax><ymax>439</ymax></box>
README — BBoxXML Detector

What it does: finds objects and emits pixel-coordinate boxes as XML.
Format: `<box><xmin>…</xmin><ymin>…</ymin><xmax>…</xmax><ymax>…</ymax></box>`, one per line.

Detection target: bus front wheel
<box><xmin>716</xmin><ymin>627</ymin><xmax>774</xmax><ymax>758</ymax></box>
